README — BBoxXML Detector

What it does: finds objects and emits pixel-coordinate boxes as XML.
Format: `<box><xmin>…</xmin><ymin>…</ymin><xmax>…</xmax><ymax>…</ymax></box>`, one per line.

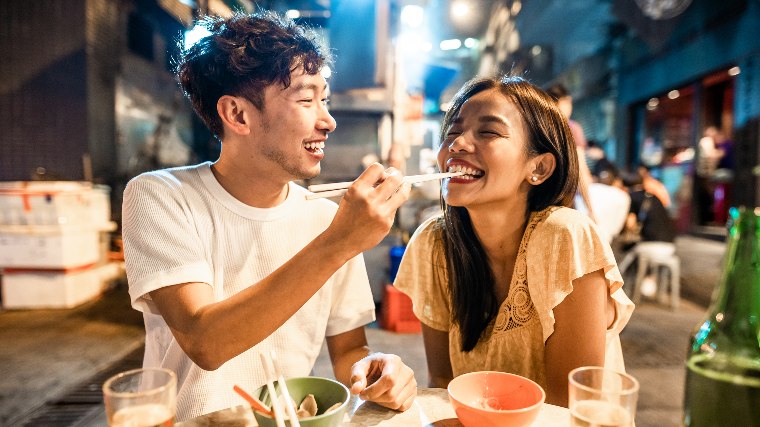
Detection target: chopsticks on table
<box><xmin>260</xmin><ymin>351</ymin><xmax>301</xmax><ymax>427</ymax></box>
<box><xmin>305</xmin><ymin>171</ymin><xmax>465</xmax><ymax>200</ymax></box>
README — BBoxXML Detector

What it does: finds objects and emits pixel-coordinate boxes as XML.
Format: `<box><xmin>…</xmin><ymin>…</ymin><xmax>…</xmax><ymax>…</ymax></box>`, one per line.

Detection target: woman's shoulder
<box><xmin>408</xmin><ymin>213</ymin><xmax>444</xmax><ymax>246</ymax></box>
<box><xmin>534</xmin><ymin>206</ymin><xmax>595</xmax><ymax>233</ymax></box>
<box><xmin>527</xmin><ymin>206</ymin><xmax>606</xmax><ymax>255</ymax></box>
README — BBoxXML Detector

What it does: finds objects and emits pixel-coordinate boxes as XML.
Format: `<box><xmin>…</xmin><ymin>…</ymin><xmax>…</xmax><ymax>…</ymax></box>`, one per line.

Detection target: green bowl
<box><xmin>252</xmin><ymin>376</ymin><xmax>350</xmax><ymax>427</ymax></box>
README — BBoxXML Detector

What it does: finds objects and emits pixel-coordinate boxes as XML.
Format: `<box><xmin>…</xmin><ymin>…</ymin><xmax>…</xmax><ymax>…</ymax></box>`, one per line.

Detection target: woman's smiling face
<box><xmin>437</xmin><ymin>88</ymin><xmax>535</xmax><ymax>209</ymax></box>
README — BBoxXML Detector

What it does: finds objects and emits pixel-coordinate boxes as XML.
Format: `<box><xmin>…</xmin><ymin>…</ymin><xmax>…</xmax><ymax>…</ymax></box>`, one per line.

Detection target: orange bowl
<box><xmin>448</xmin><ymin>371</ymin><xmax>546</xmax><ymax>427</ymax></box>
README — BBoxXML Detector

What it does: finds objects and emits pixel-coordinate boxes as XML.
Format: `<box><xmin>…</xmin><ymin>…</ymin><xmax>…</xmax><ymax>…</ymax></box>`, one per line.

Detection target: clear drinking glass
<box><xmin>102</xmin><ymin>367</ymin><xmax>177</xmax><ymax>427</ymax></box>
<box><xmin>568</xmin><ymin>366</ymin><xmax>639</xmax><ymax>427</ymax></box>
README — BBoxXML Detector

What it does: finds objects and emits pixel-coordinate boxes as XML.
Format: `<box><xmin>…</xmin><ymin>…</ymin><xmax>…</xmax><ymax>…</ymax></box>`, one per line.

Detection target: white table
<box><xmin>178</xmin><ymin>388</ymin><xmax>570</xmax><ymax>426</ymax></box>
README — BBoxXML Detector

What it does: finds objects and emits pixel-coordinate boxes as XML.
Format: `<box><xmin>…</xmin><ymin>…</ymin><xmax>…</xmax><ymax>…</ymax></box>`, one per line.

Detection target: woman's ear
<box><xmin>527</xmin><ymin>153</ymin><xmax>556</xmax><ymax>185</ymax></box>
<box><xmin>216</xmin><ymin>95</ymin><xmax>251</xmax><ymax>136</ymax></box>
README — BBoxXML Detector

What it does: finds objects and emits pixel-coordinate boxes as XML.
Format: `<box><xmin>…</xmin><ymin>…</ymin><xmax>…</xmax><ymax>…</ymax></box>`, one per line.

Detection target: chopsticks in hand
<box><xmin>260</xmin><ymin>351</ymin><xmax>301</xmax><ymax>427</ymax></box>
<box><xmin>305</xmin><ymin>171</ymin><xmax>464</xmax><ymax>200</ymax></box>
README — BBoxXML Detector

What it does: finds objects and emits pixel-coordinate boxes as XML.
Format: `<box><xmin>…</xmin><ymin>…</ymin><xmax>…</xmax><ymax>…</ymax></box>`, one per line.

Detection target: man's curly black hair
<box><xmin>175</xmin><ymin>11</ymin><xmax>331</xmax><ymax>140</ymax></box>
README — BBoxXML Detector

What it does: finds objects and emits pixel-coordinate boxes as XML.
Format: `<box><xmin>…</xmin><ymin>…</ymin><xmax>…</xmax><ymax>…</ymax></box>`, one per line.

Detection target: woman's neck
<box><xmin>468</xmin><ymin>201</ymin><xmax>528</xmax><ymax>266</ymax></box>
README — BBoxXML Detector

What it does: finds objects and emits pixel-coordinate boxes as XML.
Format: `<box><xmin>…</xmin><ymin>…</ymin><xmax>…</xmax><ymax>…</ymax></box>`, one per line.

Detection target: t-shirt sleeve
<box><xmin>122</xmin><ymin>173</ymin><xmax>213</xmax><ymax>314</ymax></box>
<box><xmin>526</xmin><ymin>208</ymin><xmax>631</xmax><ymax>343</ymax></box>
<box><xmin>325</xmin><ymin>253</ymin><xmax>376</xmax><ymax>336</ymax></box>
<box><xmin>393</xmin><ymin>216</ymin><xmax>451</xmax><ymax>331</ymax></box>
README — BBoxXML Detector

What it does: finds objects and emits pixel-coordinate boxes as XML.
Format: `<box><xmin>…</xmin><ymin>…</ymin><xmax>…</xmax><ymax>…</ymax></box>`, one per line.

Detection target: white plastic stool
<box><xmin>632</xmin><ymin>242</ymin><xmax>680</xmax><ymax>309</ymax></box>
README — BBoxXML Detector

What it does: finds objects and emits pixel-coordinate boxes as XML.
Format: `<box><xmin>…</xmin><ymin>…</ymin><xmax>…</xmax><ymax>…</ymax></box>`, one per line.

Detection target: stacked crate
<box><xmin>381</xmin><ymin>245</ymin><xmax>422</xmax><ymax>333</ymax></box>
<box><xmin>0</xmin><ymin>182</ymin><xmax>119</xmax><ymax>309</ymax></box>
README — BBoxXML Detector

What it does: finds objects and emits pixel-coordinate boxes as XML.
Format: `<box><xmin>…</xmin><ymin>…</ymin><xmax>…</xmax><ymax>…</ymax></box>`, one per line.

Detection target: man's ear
<box><xmin>217</xmin><ymin>95</ymin><xmax>251</xmax><ymax>136</ymax></box>
<box><xmin>527</xmin><ymin>153</ymin><xmax>556</xmax><ymax>185</ymax></box>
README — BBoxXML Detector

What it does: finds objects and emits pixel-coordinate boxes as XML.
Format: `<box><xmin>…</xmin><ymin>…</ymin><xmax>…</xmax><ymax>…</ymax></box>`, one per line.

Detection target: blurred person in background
<box><xmin>622</xmin><ymin>170</ymin><xmax>676</xmax><ymax>247</ymax></box>
<box><xmin>621</xmin><ymin>170</ymin><xmax>676</xmax><ymax>296</ymax></box>
<box><xmin>122</xmin><ymin>12</ymin><xmax>416</xmax><ymax>421</ymax></box>
<box><xmin>695</xmin><ymin>126</ymin><xmax>722</xmax><ymax>224</ymax></box>
<box><xmin>637</xmin><ymin>164</ymin><xmax>671</xmax><ymax>209</ymax></box>
<box><xmin>547</xmin><ymin>83</ymin><xmax>596</xmax><ymax>223</ymax></box>
<box><xmin>712</xmin><ymin>127</ymin><xmax>734</xmax><ymax>224</ymax></box>
<box><xmin>589</xmin><ymin>161</ymin><xmax>631</xmax><ymax>244</ymax></box>
<box><xmin>393</xmin><ymin>75</ymin><xmax>634</xmax><ymax>407</ymax></box>
<box><xmin>586</xmin><ymin>140</ymin><xmax>614</xmax><ymax>178</ymax></box>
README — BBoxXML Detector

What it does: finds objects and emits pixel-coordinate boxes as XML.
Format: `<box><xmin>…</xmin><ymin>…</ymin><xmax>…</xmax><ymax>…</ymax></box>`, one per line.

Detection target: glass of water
<box><xmin>102</xmin><ymin>367</ymin><xmax>177</xmax><ymax>427</ymax></box>
<box><xmin>568</xmin><ymin>366</ymin><xmax>639</xmax><ymax>427</ymax></box>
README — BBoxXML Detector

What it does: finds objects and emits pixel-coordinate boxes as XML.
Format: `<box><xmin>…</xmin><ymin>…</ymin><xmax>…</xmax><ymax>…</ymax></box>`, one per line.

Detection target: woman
<box><xmin>394</xmin><ymin>76</ymin><xmax>634</xmax><ymax>407</ymax></box>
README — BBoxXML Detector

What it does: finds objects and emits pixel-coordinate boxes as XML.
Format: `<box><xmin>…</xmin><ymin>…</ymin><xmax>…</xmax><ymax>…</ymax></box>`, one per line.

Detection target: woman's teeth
<box><xmin>447</xmin><ymin>165</ymin><xmax>484</xmax><ymax>179</ymax></box>
<box><xmin>304</xmin><ymin>141</ymin><xmax>325</xmax><ymax>153</ymax></box>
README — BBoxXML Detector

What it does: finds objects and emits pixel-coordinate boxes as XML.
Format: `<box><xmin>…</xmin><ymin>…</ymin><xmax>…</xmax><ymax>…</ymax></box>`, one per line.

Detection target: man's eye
<box><xmin>480</xmin><ymin>131</ymin><xmax>501</xmax><ymax>137</ymax></box>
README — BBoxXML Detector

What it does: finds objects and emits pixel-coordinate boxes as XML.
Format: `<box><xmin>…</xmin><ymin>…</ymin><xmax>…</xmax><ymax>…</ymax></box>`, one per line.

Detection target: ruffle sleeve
<box><xmin>526</xmin><ymin>207</ymin><xmax>633</xmax><ymax>349</ymax></box>
<box><xmin>393</xmin><ymin>215</ymin><xmax>451</xmax><ymax>331</ymax></box>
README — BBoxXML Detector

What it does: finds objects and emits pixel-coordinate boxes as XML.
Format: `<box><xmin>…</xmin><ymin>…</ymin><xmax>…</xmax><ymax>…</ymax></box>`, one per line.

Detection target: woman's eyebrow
<box><xmin>478</xmin><ymin>114</ymin><xmax>508</xmax><ymax>125</ymax></box>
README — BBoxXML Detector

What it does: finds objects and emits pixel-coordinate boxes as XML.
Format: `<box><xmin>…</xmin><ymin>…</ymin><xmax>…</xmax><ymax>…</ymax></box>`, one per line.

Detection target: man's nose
<box><xmin>318</xmin><ymin>108</ymin><xmax>337</xmax><ymax>133</ymax></box>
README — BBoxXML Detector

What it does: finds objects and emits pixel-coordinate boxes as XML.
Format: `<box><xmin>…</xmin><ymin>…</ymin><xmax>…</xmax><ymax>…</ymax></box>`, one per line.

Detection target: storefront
<box><xmin>631</xmin><ymin>67</ymin><xmax>737</xmax><ymax>232</ymax></box>
<box><xmin>615</xmin><ymin>0</ymin><xmax>760</xmax><ymax>237</ymax></box>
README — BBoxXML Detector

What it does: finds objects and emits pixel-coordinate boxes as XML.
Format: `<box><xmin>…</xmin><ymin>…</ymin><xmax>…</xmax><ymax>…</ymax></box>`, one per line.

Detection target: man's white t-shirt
<box><xmin>122</xmin><ymin>162</ymin><xmax>375</xmax><ymax>421</ymax></box>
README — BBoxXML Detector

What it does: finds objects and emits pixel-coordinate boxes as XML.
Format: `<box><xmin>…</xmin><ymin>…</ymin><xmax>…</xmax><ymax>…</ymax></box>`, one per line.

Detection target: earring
<box><xmin>531</xmin><ymin>176</ymin><xmax>538</xmax><ymax>182</ymax></box>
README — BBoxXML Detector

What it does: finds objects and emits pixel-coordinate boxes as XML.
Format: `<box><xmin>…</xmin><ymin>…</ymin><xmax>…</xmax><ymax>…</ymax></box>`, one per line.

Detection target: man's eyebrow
<box><xmin>289</xmin><ymin>82</ymin><xmax>328</xmax><ymax>93</ymax></box>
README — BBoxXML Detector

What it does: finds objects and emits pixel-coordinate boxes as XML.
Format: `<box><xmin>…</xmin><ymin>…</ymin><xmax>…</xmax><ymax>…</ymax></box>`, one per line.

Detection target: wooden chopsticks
<box><xmin>305</xmin><ymin>171</ymin><xmax>464</xmax><ymax>200</ymax></box>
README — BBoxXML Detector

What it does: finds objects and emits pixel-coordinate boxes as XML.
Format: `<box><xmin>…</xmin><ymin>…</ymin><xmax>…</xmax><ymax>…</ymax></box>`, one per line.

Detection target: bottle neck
<box><xmin>710</xmin><ymin>208</ymin><xmax>760</xmax><ymax>335</ymax></box>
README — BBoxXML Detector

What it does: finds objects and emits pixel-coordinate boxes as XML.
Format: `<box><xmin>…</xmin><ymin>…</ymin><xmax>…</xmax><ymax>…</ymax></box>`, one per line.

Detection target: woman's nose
<box><xmin>448</xmin><ymin>135</ymin><xmax>473</xmax><ymax>152</ymax></box>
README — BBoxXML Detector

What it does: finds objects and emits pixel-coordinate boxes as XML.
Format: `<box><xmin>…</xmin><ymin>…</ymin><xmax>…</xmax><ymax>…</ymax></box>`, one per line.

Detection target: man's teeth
<box><xmin>304</xmin><ymin>141</ymin><xmax>325</xmax><ymax>152</ymax></box>
<box><xmin>447</xmin><ymin>165</ymin><xmax>484</xmax><ymax>179</ymax></box>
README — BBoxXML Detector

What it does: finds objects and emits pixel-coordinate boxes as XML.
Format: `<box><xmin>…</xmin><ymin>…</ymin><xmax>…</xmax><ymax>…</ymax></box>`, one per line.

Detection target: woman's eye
<box><xmin>321</xmin><ymin>98</ymin><xmax>330</xmax><ymax>106</ymax></box>
<box><xmin>480</xmin><ymin>130</ymin><xmax>501</xmax><ymax>136</ymax></box>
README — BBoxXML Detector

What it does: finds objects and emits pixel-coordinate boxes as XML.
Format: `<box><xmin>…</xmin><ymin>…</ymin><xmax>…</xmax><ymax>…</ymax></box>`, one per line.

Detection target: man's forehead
<box><xmin>284</xmin><ymin>69</ymin><xmax>328</xmax><ymax>92</ymax></box>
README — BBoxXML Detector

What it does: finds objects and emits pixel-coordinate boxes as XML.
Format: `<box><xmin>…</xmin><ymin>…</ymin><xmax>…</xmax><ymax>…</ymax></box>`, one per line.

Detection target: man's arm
<box><xmin>147</xmin><ymin>164</ymin><xmax>411</xmax><ymax>370</ymax></box>
<box><xmin>326</xmin><ymin>327</ymin><xmax>417</xmax><ymax>411</ymax></box>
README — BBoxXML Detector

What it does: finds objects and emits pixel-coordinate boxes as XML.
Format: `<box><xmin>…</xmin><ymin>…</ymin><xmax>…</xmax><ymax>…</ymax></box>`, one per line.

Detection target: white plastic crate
<box><xmin>0</xmin><ymin>225</ymin><xmax>101</xmax><ymax>269</ymax></box>
<box><xmin>0</xmin><ymin>262</ymin><xmax>121</xmax><ymax>309</ymax></box>
<box><xmin>0</xmin><ymin>181</ymin><xmax>111</xmax><ymax>229</ymax></box>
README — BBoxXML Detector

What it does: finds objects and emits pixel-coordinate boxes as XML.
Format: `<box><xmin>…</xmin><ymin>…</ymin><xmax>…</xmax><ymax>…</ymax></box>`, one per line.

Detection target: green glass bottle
<box><xmin>683</xmin><ymin>207</ymin><xmax>760</xmax><ymax>427</ymax></box>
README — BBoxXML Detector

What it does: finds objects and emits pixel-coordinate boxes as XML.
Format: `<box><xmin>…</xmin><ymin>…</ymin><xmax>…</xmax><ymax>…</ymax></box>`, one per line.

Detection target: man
<box><xmin>122</xmin><ymin>12</ymin><xmax>416</xmax><ymax>421</ymax></box>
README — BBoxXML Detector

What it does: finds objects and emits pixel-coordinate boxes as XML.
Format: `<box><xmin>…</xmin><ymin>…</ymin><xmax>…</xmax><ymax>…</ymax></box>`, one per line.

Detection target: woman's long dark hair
<box><xmin>439</xmin><ymin>75</ymin><xmax>578</xmax><ymax>351</ymax></box>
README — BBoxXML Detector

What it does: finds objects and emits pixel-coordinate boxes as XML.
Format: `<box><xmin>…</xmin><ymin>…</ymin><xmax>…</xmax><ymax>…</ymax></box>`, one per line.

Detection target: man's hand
<box><xmin>349</xmin><ymin>353</ymin><xmax>417</xmax><ymax>411</ymax></box>
<box><xmin>325</xmin><ymin>163</ymin><xmax>411</xmax><ymax>258</ymax></box>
